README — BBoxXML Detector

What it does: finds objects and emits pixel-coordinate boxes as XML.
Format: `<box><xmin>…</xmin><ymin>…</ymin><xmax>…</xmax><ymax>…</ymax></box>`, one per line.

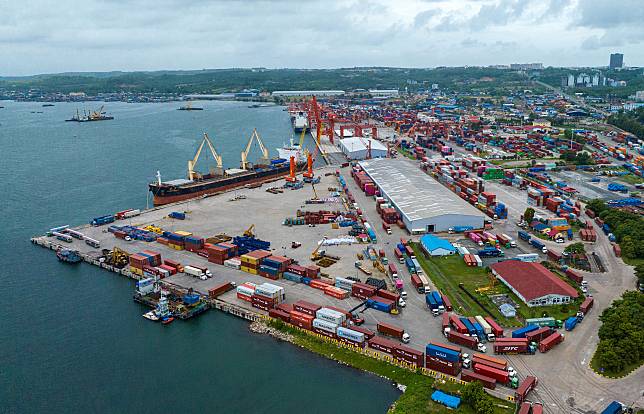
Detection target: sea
<box><xmin>0</xmin><ymin>101</ymin><xmax>399</xmax><ymax>413</ymax></box>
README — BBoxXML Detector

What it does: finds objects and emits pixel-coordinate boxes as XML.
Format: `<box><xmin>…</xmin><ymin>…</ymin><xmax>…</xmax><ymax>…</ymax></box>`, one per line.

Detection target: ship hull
<box><xmin>150</xmin><ymin>165</ymin><xmax>291</xmax><ymax>206</ymax></box>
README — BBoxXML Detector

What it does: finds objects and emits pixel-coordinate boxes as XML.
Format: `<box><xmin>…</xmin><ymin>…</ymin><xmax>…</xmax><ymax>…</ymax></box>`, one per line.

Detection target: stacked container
<box><xmin>259</xmin><ymin>255</ymin><xmax>292</xmax><ymax>280</ymax></box>
<box><xmin>240</xmin><ymin>250</ymin><xmax>272</xmax><ymax>274</ymax></box>
<box><xmin>236</xmin><ymin>282</ymin><xmax>256</xmax><ymax>302</ymax></box>
<box><xmin>254</xmin><ymin>283</ymin><xmax>286</xmax><ymax>304</ymax></box>
<box><xmin>425</xmin><ymin>343</ymin><xmax>462</xmax><ymax>376</ymax></box>
<box><xmin>184</xmin><ymin>236</ymin><xmax>205</xmax><ymax>252</ymax></box>
<box><xmin>293</xmin><ymin>300</ymin><xmax>321</xmax><ymax>317</ymax></box>
<box><xmin>316</xmin><ymin>308</ymin><xmax>346</xmax><ymax>325</ymax></box>
<box><xmin>336</xmin><ymin>327</ymin><xmax>366</xmax><ymax>348</ymax></box>
<box><xmin>290</xmin><ymin>310</ymin><xmax>314</xmax><ymax>330</ymax></box>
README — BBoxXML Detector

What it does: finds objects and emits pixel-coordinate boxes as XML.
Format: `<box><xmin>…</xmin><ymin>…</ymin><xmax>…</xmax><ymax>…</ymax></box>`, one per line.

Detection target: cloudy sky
<box><xmin>1</xmin><ymin>0</ymin><xmax>642</xmax><ymax>75</ymax></box>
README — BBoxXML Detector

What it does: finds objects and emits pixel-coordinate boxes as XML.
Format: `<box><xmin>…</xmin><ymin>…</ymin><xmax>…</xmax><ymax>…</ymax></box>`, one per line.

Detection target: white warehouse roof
<box><xmin>340</xmin><ymin>137</ymin><xmax>387</xmax><ymax>153</ymax></box>
<box><xmin>359</xmin><ymin>158</ymin><xmax>485</xmax><ymax>223</ymax></box>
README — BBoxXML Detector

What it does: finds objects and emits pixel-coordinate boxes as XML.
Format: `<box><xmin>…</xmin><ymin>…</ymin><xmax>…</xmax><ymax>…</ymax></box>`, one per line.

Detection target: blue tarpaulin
<box><xmin>431</xmin><ymin>390</ymin><xmax>461</xmax><ymax>409</ymax></box>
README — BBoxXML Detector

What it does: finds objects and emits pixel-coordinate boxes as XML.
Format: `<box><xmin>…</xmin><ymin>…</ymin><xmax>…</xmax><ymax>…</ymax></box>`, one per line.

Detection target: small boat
<box><xmin>42</xmin><ymin>103</ymin><xmax>55</xmax><ymax>107</ymax></box>
<box><xmin>56</xmin><ymin>248</ymin><xmax>83</xmax><ymax>263</ymax></box>
<box><xmin>143</xmin><ymin>311</ymin><xmax>160</xmax><ymax>321</ymax></box>
<box><xmin>161</xmin><ymin>317</ymin><xmax>175</xmax><ymax>325</ymax></box>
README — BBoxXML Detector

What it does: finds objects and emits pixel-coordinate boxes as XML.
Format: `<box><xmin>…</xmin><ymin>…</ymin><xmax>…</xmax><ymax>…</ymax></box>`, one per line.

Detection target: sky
<box><xmin>0</xmin><ymin>0</ymin><xmax>643</xmax><ymax>76</ymax></box>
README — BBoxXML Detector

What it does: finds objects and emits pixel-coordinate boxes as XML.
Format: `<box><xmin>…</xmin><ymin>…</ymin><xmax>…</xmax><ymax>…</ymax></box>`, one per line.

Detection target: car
<box><xmin>508</xmin><ymin>367</ymin><xmax>517</xmax><ymax>377</ymax></box>
<box><xmin>400</xmin><ymin>291</ymin><xmax>408</xmax><ymax>299</ymax></box>
<box><xmin>581</xmin><ymin>286</ymin><xmax>588</xmax><ymax>293</ymax></box>
<box><xmin>555</xmin><ymin>238</ymin><xmax>565</xmax><ymax>243</ymax></box>
<box><xmin>398</xmin><ymin>299</ymin><xmax>406</xmax><ymax>308</ymax></box>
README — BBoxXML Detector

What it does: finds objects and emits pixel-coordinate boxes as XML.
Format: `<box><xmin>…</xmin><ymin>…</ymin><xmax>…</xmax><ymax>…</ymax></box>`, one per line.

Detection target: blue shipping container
<box><xmin>431</xmin><ymin>291</ymin><xmax>443</xmax><ymax>307</ymax></box>
<box><xmin>512</xmin><ymin>324</ymin><xmax>539</xmax><ymax>338</ymax></box>
<box><xmin>425</xmin><ymin>344</ymin><xmax>460</xmax><ymax>363</ymax></box>
<box><xmin>460</xmin><ymin>318</ymin><xmax>476</xmax><ymax>335</ymax></box>
<box><xmin>426</xmin><ymin>294</ymin><xmax>438</xmax><ymax>309</ymax></box>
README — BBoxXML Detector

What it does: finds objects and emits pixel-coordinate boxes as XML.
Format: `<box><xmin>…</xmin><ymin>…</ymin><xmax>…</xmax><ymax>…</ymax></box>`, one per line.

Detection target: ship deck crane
<box><xmin>241</xmin><ymin>128</ymin><xmax>269</xmax><ymax>170</ymax></box>
<box><xmin>188</xmin><ymin>133</ymin><xmax>223</xmax><ymax>180</ymax></box>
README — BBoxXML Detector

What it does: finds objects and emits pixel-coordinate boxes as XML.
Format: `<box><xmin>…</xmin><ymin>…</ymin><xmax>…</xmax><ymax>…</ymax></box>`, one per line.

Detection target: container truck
<box><xmin>529</xmin><ymin>238</ymin><xmax>548</xmax><ymax>253</ymax></box>
<box><xmin>493</xmin><ymin>340</ymin><xmax>536</xmax><ymax>355</ymax></box>
<box><xmin>515</xmin><ymin>253</ymin><xmax>539</xmax><ymax>262</ymax></box>
<box><xmin>190</xmin><ymin>265</ymin><xmax>212</xmax><ymax>277</ymax></box>
<box><xmin>448</xmin><ymin>226</ymin><xmax>474</xmax><ymax>234</ymax></box>
<box><xmin>477</xmin><ymin>247</ymin><xmax>504</xmax><ymax>257</ymax></box>
<box><xmin>601</xmin><ymin>401</ymin><xmax>625</xmax><ymax>414</ymax></box>
<box><xmin>441</xmin><ymin>293</ymin><xmax>453</xmax><ymax>311</ymax></box>
<box><xmin>450</xmin><ymin>315</ymin><xmax>468</xmax><ymax>334</ymax></box>
<box><xmin>472</xmin><ymin>353</ymin><xmax>508</xmax><ymax>370</ymax></box>
<box><xmin>518</xmin><ymin>230</ymin><xmax>531</xmax><ymax>241</ymax></box>
<box><xmin>394</xmin><ymin>248</ymin><xmax>404</xmax><ymax>263</ymax></box>
<box><xmin>525</xmin><ymin>317</ymin><xmax>563</xmax><ymax>329</ymax></box>
<box><xmin>411</xmin><ymin>274</ymin><xmax>424</xmax><ymax>293</ymax></box>
<box><xmin>539</xmin><ymin>332</ymin><xmax>564</xmax><ymax>353</ymax></box>
<box><xmin>484</xmin><ymin>316</ymin><xmax>504</xmax><ymax>338</ymax></box>
<box><xmin>404</xmin><ymin>257</ymin><xmax>415</xmax><ymax>274</ymax></box>
<box><xmin>525</xmin><ymin>327</ymin><xmax>552</xmax><ymax>343</ymax></box>
<box><xmin>460</xmin><ymin>370</ymin><xmax>497</xmax><ymax>390</ymax></box>
<box><xmin>515</xmin><ymin>376</ymin><xmax>538</xmax><ymax>403</ymax></box>
<box><xmin>459</xmin><ymin>317</ymin><xmax>477</xmax><ymax>336</ymax></box>
<box><xmin>417</xmin><ymin>274</ymin><xmax>431</xmax><ymax>293</ymax></box>
<box><xmin>382</xmin><ymin>222</ymin><xmax>392</xmax><ymax>234</ymax></box>
<box><xmin>471</xmin><ymin>321</ymin><xmax>486</xmax><ymax>342</ymax></box>
<box><xmin>475</xmin><ymin>315</ymin><xmax>495</xmax><ymax>341</ymax></box>
<box><xmin>446</xmin><ymin>330</ymin><xmax>487</xmax><ymax>352</ymax></box>
<box><xmin>564</xmin><ymin>316</ymin><xmax>579</xmax><ymax>331</ymax></box>
<box><xmin>580</xmin><ymin>296</ymin><xmax>594</xmax><ymax>314</ymax></box>
<box><xmin>512</xmin><ymin>325</ymin><xmax>539</xmax><ymax>338</ymax></box>
<box><xmin>377</xmin><ymin>322</ymin><xmax>410</xmax><ymax>343</ymax></box>
<box><xmin>431</xmin><ymin>291</ymin><xmax>445</xmax><ymax>313</ymax></box>
<box><xmin>184</xmin><ymin>265</ymin><xmax>208</xmax><ymax>280</ymax></box>
<box><xmin>426</xmin><ymin>294</ymin><xmax>439</xmax><ymax>316</ymax></box>
<box><xmin>472</xmin><ymin>363</ymin><xmax>513</xmax><ymax>385</ymax></box>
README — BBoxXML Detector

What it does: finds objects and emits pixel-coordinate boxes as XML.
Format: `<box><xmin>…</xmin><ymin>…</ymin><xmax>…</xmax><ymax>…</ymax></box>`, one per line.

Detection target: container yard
<box><xmin>32</xmin><ymin>93</ymin><xmax>644</xmax><ymax>413</ymax></box>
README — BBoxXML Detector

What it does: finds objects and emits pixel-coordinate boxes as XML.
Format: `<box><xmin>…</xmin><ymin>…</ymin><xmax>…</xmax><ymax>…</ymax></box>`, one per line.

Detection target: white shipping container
<box><xmin>475</xmin><ymin>315</ymin><xmax>492</xmax><ymax>335</ymax></box>
<box><xmin>474</xmin><ymin>255</ymin><xmax>483</xmax><ymax>267</ymax></box>
<box><xmin>224</xmin><ymin>259</ymin><xmax>241</xmax><ymax>269</ymax></box>
<box><xmin>337</xmin><ymin>327</ymin><xmax>365</xmax><ymax>343</ymax></box>
<box><xmin>236</xmin><ymin>285</ymin><xmax>255</xmax><ymax>296</ymax></box>
<box><xmin>313</xmin><ymin>318</ymin><xmax>338</xmax><ymax>334</ymax></box>
<box><xmin>123</xmin><ymin>209</ymin><xmax>141</xmax><ymax>218</ymax></box>
<box><xmin>316</xmin><ymin>308</ymin><xmax>345</xmax><ymax>325</ymax></box>
<box><xmin>184</xmin><ymin>265</ymin><xmax>205</xmax><ymax>277</ymax></box>
<box><xmin>335</xmin><ymin>277</ymin><xmax>355</xmax><ymax>289</ymax></box>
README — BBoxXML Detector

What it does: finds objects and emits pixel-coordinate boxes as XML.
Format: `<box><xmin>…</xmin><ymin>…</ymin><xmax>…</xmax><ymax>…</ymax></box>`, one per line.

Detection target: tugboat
<box><xmin>143</xmin><ymin>311</ymin><xmax>160</xmax><ymax>321</ymax></box>
<box><xmin>143</xmin><ymin>293</ymin><xmax>174</xmax><ymax>324</ymax></box>
<box><xmin>56</xmin><ymin>248</ymin><xmax>83</xmax><ymax>263</ymax></box>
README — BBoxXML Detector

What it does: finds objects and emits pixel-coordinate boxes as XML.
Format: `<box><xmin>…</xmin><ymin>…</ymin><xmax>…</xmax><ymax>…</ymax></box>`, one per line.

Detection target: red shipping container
<box><xmin>580</xmin><ymin>296</ymin><xmax>594</xmax><ymax>314</ymax></box>
<box><xmin>460</xmin><ymin>369</ymin><xmax>497</xmax><ymax>390</ymax></box>
<box><xmin>367</xmin><ymin>336</ymin><xmax>397</xmax><ymax>355</ymax></box>
<box><xmin>268</xmin><ymin>308</ymin><xmax>291</xmax><ymax>323</ymax></box>
<box><xmin>313</xmin><ymin>327</ymin><xmax>337</xmax><ymax>340</ymax></box>
<box><xmin>473</xmin><ymin>363</ymin><xmax>509</xmax><ymax>384</ymax></box>
<box><xmin>163</xmin><ymin>259</ymin><xmax>181</xmax><ymax>270</ymax></box>
<box><xmin>376</xmin><ymin>290</ymin><xmax>400</xmax><ymax>302</ymax></box>
<box><xmin>349</xmin><ymin>325</ymin><xmax>375</xmax><ymax>340</ymax></box>
<box><xmin>309</xmin><ymin>279</ymin><xmax>329</xmax><ymax>290</ymax></box>
<box><xmin>393</xmin><ymin>345</ymin><xmax>424</xmax><ymax>367</ymax></box>
<box><xmin>425</xmin><ymin>355</ymin><xmax>460</xmax><ymax>376</ymax></box>
<box><xmin>338</xmin><ymin>336</ymin><xmax>365</xmax><ymax>348</ymax></box>
<box><xmin>539</xmin><ymin>332</ymin><xmax>564</xmax><ymax>353</ymax></box>
<box><xmin>276</xmin><ymin>303</ymin><xmax>293</xmax><ymax>313</ymax></box>
<box><xmin>158</xmin><ymin>264</ymin><xmax>177</xmax><ymax>275</ymax></box>
<box><xmin>324</xmin><ymin>286</ymin><xmax>349</xmax><ymax>299</ymax></box>
<box><xmin>237</xmin><ymin>292</ymin><xmax>252</xmax><ymax>302</ymax></box>
<box><xmin>351</xmin><ymin>283</ymin><xmax>376</xmax><ymax>299</ymax></box>
<box><xmin>525</xmin><ymin>327</ymin><xmax>553</xmax><ymax>344</ymax></box>
<box><xmin>293</xmin><ymin>300</ymin><xmax>321</xmax><ymax>317</ymax></box>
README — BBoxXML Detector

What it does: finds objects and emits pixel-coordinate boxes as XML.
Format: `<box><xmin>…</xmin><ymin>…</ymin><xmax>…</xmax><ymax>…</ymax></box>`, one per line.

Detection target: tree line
<box><xmin>608</xmin><ymin>107</ymin><xmax>644</xmax><ymax>140</ymax></box>
<box><xmin>586</xmin><ymin>199</ymin><xmax>644</xmax><ymax>260</ymax></box>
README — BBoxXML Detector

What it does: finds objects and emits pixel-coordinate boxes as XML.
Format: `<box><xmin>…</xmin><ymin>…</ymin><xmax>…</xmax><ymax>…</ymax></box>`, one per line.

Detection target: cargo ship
<box><xmin>149</xmin><ymin>129</ymin><xmax>299</xmax><ymax>206</ymax></box>
<box><xmin>292</xmin><ymin>111</ymin><xmax>308</xmax><ymax>132</ymax></box>
<box><xmin>65</xmin><ymin>105</ymin><xmax>114</xmax><ymax>122</ymax></box>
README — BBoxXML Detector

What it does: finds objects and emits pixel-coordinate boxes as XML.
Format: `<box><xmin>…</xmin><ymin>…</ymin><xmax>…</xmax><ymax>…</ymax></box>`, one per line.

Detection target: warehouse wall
<box><xmin>407</xmin><ymin>213</ymin><xmax>484</xmax><ymax>234</ymax></box>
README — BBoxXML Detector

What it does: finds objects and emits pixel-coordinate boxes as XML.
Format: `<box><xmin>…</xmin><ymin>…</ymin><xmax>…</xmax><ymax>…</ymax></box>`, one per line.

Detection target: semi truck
<box><xmin>484</xmin><ymin>316</ymin><xmax>504</xmax><ymax>338</ymax></box>
<box><xmin>431</xmin><ymin>291</ymin><xmax>445</xmax><ymax>313</ymax></box>
<box><xmin>377</xmin><ymin>322</ymin><xmax>410</xmax><ymax>343</ymax></box>
<box><xmin>426</xmin><ymin>294</ymin><xmax>439</xmax><ymax>316</ymax></box>
<box><xmin>411</xmin><ymin>274</ymin><xmax>424</xmax><ymax>293</ymax></box>
<box><xmin>518</xmin><ymin>230</ymin><xmax>531</xmax><ymax>241</ymax></box>
<box><xmin>529</xmin><ymin>238</ymin><xmax>548</xmax><ymax>253</ymax></box>
<box><xmin>459</xmin><ymin>317</ymin><xmax>477</xmax><ymax>336</ymax></box>
<box><xmin>417</xmin><ymin>274</ymin><xmax>431</xmax><ymax>293</ymax></box>
<box><xmin>525</xmin><ymin>317</ymin><xmax>563</xmax><ymax>329</ymax></box>
<box><xmin>475</xmin><ymin>315</ymin><xmax>495</xmax><ymax>341</ymax></box>
<box><xmin>564</xmin><ymin>316</ymin><xmax>579</xmax><ymax>331</ymax></box>
<box><xmin>445</xmin><ymin>329</ymin><xmax>487</xmax><ymax>352</ymax></box>
<box><xmin>184</xmin><ymin>265</ymin><xmax>208</xmax><ymax>280</ymax></box>
<box><xmin>477</xmin><ymin>247</ymin><xmax>504</xmax><ymax>257</ymax></box>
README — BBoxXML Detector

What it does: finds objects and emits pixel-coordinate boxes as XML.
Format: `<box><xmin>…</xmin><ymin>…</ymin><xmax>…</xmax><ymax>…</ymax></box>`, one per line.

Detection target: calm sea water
<box><xmin>0</xmin><ymin>101</ymin><xmax>399</xmax><ymax>413</ymax></box>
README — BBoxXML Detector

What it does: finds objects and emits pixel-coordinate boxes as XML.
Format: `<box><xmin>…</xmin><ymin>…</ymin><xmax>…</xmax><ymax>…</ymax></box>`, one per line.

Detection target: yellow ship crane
<box><xmin>188</xmin><ymin>133</ymin><xmax>223</xmax><ymax>180</ymax></box>
<box><xmin>243</xmin><ymin>224</ymin><xmax>255</xmax><ymax>238</ymax></box>
<box><xmin>241</xmin><ymin>128</ymin><xmax>269</xmax><ymax>170</ymax></box>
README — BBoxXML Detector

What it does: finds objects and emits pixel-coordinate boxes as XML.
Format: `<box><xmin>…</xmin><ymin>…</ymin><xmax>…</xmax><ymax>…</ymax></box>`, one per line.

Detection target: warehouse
<box><xmin>359</xmin><ymin>158</ymin><xmax>485</xmax><ymax>233</ymax></box>
<box><xmin>340</xmin><ymin>138</ymin><xmax>388</xmax><ymax>160</ymax></box>
<box><xmin>490</xmin><ymin>261</ymin><xmax>579</xmax><ymax>307</ymax></box>
<box><xmin>420</xmin><ymin>234</ymin><xmax>456</xmax><ymax>256</ymax></box>
<box><xmin>272</xmin><ymin>90</ymin><xmax>345</xmax><ymax>97</ymax></box>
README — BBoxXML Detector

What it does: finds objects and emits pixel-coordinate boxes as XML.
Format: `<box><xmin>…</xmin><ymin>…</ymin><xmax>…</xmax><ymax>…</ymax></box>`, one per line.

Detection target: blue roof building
<box><xmin>420</xmin><ymin>234</ymin><xmax>456</xmax><ymax>256</ymax></box>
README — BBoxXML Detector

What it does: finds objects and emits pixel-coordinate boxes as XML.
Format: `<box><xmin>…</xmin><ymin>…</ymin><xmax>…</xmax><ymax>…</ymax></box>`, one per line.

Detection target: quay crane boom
<box><xmin>188</xmin><ymin>133</ymin><xmax>223</xmax><ymax>180</ymax></box>
<box><xmin>241</xmin><ymin>128</ymin><xmax>269</xmax><ymax>170</ymax></box>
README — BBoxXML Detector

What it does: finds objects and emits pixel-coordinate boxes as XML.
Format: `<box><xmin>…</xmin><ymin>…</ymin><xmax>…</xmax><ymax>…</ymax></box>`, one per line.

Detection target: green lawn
<box><xmin>622</xmin><ymin>256</ymin><xmax>644</xmax><ymax>268</ymax></box>
<box><xmin>411</xmin><ymin>243</ymin><xmax>582</xmax><ymax>325</ymax></box>
<box><xmin>410</xmin><ymin>244</ymin><xmax>522</xmax><ymax>327</ymax></box>
<box><xmin>267</xmin><ymin>319</ymin><xmax>514</xmax><ymax>414</ymax></box>
<box><xmin>617</xmin><ymin>174</ymin><xmax>644</xmax><ymax>185</ymax></box>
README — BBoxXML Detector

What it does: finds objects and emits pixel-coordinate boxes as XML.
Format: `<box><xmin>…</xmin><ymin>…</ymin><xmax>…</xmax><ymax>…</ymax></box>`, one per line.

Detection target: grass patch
<box><xmin>617</xmin><ymin>174</ymin><xmax>644</xmax><ymax>185</ymax></box>
<box><xmin>410</xmin><ymin>244</ymin><xmax>522</xmax><ymax>327</ymax></box>
<box><xmin>622</xmin><ymin>256</ymin><xmax>644</xmax><ymax>267</ymax></box>
<box><xmin>398</xmin><ymin>148</ymin><xmax>416</xmax><ymax>160</ymax></box>
<box><xmin>590</xmin><ymin>351</ymin><xmax>643</xmax><ymax>379</ymax></box>
<box><xmin>266</xmin><ymin>319</ymin><xmax>514</xmax><ymax>414</ymax></box>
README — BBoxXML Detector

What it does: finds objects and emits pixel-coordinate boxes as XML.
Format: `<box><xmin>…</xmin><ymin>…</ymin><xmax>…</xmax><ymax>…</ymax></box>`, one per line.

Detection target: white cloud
<box><xmin>0</xmin><ymin>0</ymin><xmax>642</xmax><ymax>75</ymax></box>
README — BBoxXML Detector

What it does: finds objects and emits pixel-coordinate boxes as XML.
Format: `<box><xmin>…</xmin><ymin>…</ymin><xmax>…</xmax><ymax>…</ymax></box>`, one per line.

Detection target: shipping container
<box><xmin>473</xmin><ymin>362</ymin><xmax>509</xmax><ymax>384</ymax></box>
<box><xmin>450</xmin><ymin>315</ymin><xmax>469</xmax><ymax>334</ymax></box>
<box><xmin>447</xmin><ymin>330</ymin><xmax>478</xmax><ymax>350</ymax></box>
<box><xmin>426</xmin><ymin>355</ymin><xmax>461</xmax><ymax>376</ymax></box>
<box><xmin>580</xmin><ymin>296</ymin><xmax>594</xmax><ymax>314</ymax></box>
<box><xmin>393</xmin><ymin>344</ymin><xmax>424</xmax><ymax>367</ymax></box>
<box><xmin>293</xmin><ymin>300</ymin><xmax>322</xmax><ymax>317</ymax></box>
<box><xmin>268</xmin><ymin>308</ymin><xmax>291</xmax><ymax>323</ymax></box>
<box><xmin>515</xmin><ymin>376</ymin><xmax>538</xmax><ymax>403</ymax></box>
<box><xmin>460</xmin><ymin>369</ymin><xmax>497</xmax><ymax>390</ymax></box>
<box><xmin>472</xmin><ymin>354</ymin><xmax>508</xmax><ymax>370</ymax></box>
<box><xmin>494</xmin><ymin>342</ymin><xmax>530</xmax><ymax>354</ymax></box>
<box><xmin>208</xmin><ymin>281</ymin><xmax>234</xmax><ymax>298</ymax></box>
<box><xmin>532</xmin><ymin>403</ymin><xmax>544</xmax><ymax>414</ymax></box>
<box><xmin>377</xmin><ymin>322</ymin><xmax>406</xmax><ymax>340</ymax></box>
<box><xmin>349</xmin><ymin>325</ymin><xmax>375</xmax><ymax>340</ymax></box>
<box><xmin>539</xmin><ymin>332</ymin><xmax>564</xmax><ymax>353</ymax></box>
<box><xmin>525</xmin><ymin>327</ymin><xmax>552</xmax><ymax>344</ymax></box>
<box><xmin>518</xmin><ymin>402</ymin><xmax>531</xmax><ymax>414</ymax></box>
<box><xmin>368</xmin><ymin>336</ymin><xmax>398</xmax><ymax>354</ymax></box>
<box><xmin>512</xmin><ymin>325</ymin><xmax>539</xmax><ymax>338</ymax></box>
<box><xmin>484</xmin><ymin>317</ymin><xmax>504</xmax><ymax>338</ymax></box>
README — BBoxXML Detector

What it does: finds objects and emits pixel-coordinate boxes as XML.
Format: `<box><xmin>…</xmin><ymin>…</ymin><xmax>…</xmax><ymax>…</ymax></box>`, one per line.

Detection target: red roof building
<box><xmin>490</xmin><ymin>261</ymin><xmax>579</xmax><ymax>307</ymax></box>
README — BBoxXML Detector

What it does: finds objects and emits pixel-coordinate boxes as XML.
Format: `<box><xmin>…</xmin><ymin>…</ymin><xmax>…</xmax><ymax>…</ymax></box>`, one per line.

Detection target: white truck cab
<box><xmin>400</xmin><ymin>291</ymin><xmax>408</xmax><ymax>300</ymax></box>
<box><xmin>401</xmin><ymin>333</ymin><xmax>411</xmax><ymax>344</ymax></box>
<box><xmin>477</xmin><ymin>343</ymin><xmax>487</xmax><ymax>353</ymax></box>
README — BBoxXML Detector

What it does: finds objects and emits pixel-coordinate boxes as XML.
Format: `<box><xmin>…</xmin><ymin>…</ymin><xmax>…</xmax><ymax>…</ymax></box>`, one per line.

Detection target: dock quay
<box><xmin>31</xmin><ymin>162</ymin><xmax>519</xmax><ymax>404</ymax></box>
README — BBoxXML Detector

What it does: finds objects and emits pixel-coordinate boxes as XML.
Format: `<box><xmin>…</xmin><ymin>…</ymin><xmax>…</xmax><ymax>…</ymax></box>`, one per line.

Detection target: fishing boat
<box><xmin>161</xmin><ymin>317</ymin><xmax>175</xmax><ymax>325</ymax></box>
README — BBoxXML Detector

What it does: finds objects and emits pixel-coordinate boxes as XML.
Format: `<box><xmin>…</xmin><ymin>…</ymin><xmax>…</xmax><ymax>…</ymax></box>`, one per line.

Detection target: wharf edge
<box><xmin>31</xmin><ymin>236</ymin><xmax>517</xmax><ymax>404</ymax></box>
